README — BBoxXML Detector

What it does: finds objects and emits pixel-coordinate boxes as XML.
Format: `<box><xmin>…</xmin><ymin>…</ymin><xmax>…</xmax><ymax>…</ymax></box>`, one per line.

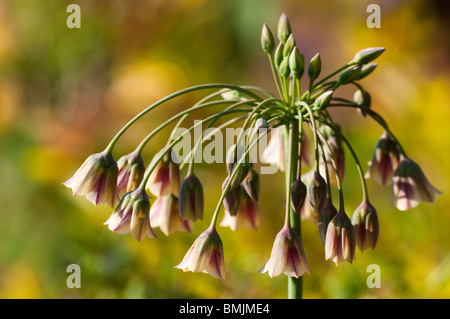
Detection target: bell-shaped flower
<box><xmin>352</xmin><ymin>201</ymin><xmax>379</xmax><ymax>251</ymax></box>
<box><xmin>179</xmin><ymin>174</ymin><xmax>204</xmax><ymax>222</ymax></box>
<box><xmin>150</xmin><ymin>194</ymin><xmax>193</xmax><ymax>236</ymax></box>
<box><xmin>242</xmin><ymin>167</ymin><xmax>261</xmax><ymax>202</ymax></box>
<box><xmin>63</xmin><ymin>151</ymin><xmax>118</xmax><ymax>207</ymax></box>
<box><xmin>325</xmin><ymin>209</ymin><xmax>356</xmax><ymax>265</ymax></box>
<box><xmin>392</xmin><ymin>155</ymin><xmax>441</xmax><ymax>211</ymax></box>
<box><xmin>104</xmin><ymin>187</ymin><xmax>156</xmax><ymax>241</ymax></box>
<box><xmin>259</xmin><ymin>225</ymin><xmax>311</xmax><ymax>278</ymax></box>
<box><xmin>116</xmin><ymin>151</ymin><xmax>145</xmax><ymax>199</ymax></box>
<box><xmin>220</xmin><ymin>191</ymin><xmax>260</xmax><ymax>231</ymax></box>
<box><xmin>261</xmin><ymin>126</ymin><xmax>286</xmax><ymax>172</ymax></box>
<box><xmin>175</xmin><ymin>227</ymin><xmax>226</xmax><ymax>279</ymax></box>
<box><xmin>146</xmin><ymin>148</ymin><xmax>180</xmax><ymax>197</ymax></box>
<box><xmin>222</xmin><ymin>176</ymin><xmax>243</xmax><ymax>217</ymax></box>
<box><xmin>365</xmin><ymin>131</ymin><xmax>400</xmax><ymax>186</ymax></box>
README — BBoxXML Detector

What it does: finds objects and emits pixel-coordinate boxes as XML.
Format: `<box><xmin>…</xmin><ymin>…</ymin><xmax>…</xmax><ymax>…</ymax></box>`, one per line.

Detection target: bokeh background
<box><xmin>0</xmin><ymin>0</ymin><xmax>449</xmax><ymax>299</ymax></box>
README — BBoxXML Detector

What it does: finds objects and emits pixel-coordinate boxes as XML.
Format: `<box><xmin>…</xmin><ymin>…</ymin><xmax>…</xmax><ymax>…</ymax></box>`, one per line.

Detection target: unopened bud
<box><xmin>278</xmin><ymin>56</ymin><xmax>290</xmax><ymax>78</ymax></box>
<box><xmin>289</xmin><ymin>47</ymin><xmax>304</xmax><ymax>78</ymax></box>
<box><xmin>283</xmin><ymin>34</ymin><xmax>295</xmax><ymax>58</ymax></box>
<box><xmin>291</xmin><ymin>179</ymin><xmax>307</xmax><ymax>214</ymax></box>
<box><xmin>308</xmin><ymin>53</ymin><xmax>322</xmax><ymax>82</ymax></box>
<box><xmin>314</xmin><ymin>90</ymin><xmax>333</xmax><ymax>110</ymax></box>
<box><xmin>261</xmin><ymin>23</ymin><xmax>275</xmax><ymax>54</ymax></box>
<box><xmin>274</xmin><ymin>42</ymin><xmax>284</xmax><ymax>69</ymax></box>
<box><xmin>338</xmin><ymin>65</ymin><xmax>362</xmax><ymax>84</ymax></box>
<box><xmin>254</xmin><ymin>118</ymin><xmax>269</xmax><ymax>130</ymax></box>
<box><xmin>353</xmin><ymin>89</ymin><xmax>371</xmax><ymax>117</ymax></box>
<box><xmin>307</xmin><ymin>172</ymin><xmax>328</xmax><ymax>215</ymax></box>
<box><xmin>356</xmin><ymin>63</ymin><xmax>377</xmax><ymax>80</ymax></box>
<box><xmin>317</xmin><ymin>200</ymin><xmax>338</xmax><ymax>244</ymax></box>
<box><xmin>351</xmin><ymin>47</ymin><xmax>386</xmax><ymax>65</ymax></box>
<box><xmin>243</xmin><ymin>167</ymin><xmax>261</xmax><ymax>202</ymax></box>
<box><xmin>277</xmin><ymin>13</ymin><xmax>292</xmax><ymax>43</ymax></box>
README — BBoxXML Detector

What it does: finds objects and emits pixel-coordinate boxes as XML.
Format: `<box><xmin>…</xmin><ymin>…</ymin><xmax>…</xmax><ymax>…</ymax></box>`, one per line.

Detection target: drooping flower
<box><xmin>242</xmin><ymin>167</ymin><xmax>261</xmax><ymax>202</ymax></box>
<box><xmin>352</xmin><ymin>201</ymin><xmax>379</xmax><ymax>251</ymax></box>
<box><xmin>220</xmin><ymin>190</ymin><xmax>260</xmax><ymax>231</ymax></box>
<box><xmin>116</xmin><ymin>151</ymin><xmax>145</xmax><ymax>199</ymax></box>
<box><xmin>222</xmin><ymin>175</ymin><xmax>243</xmax><ymax>217</ymax></box>
<box><xmin>392</xmin><ymin>155</ymin><xmax>441</xmax><ymax>211</ymax></box>
<box><xmin>179</xmin><ymin>173</ymin><xmax>204</xmax><ymax>222</ymax></box>
<box><xmin>365</xmin><ymin>131</ymin><xmax>400</xmax><ymax>186</ymax></box>
<box><xmin>63</xmin><ymin>151</ymin><xmax>118</xmax><ymax>207</ymax></box>
<box><xmin>325</xmin><ymin>210</ymin><xmax>356</xmax><ymax>265</ymax></box>
<box><xmin>175</xmin><ymin>227</ymin><xmax>226</xmax><ymax>279</ymax></box>
<box><xmin>146</xmin><ymin>148</ymin><xmax>180</xmax><ymax>197</ymax></box>
<box><xmin>319</xmin><ymin>124</ymin><xmax>345</xmax><ymax>187</ymax></box>
<box><xmin>259</xmin><ymin>225</ymin><xmax>311</xmax><ymax>278</ymax></box>
<box><xmin>104</xmin><ymin>187</ymin><xmax>156</xmax><ymax>241</ymax></box>
<box><xmin>150</xmin><ymin>194</ymin><xmax>193</xmax><ymax>236</ymax></box>
<box><xmin>261</xmin><ymin>126</ymin><xmax>286</xmax><ymax>172</ymax></box>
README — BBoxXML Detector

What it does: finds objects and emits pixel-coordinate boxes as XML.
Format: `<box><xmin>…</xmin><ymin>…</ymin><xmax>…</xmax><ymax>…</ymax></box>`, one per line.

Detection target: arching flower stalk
<box><xmin>63</xmin><ymin>13</ymin><xmax>440</xmax><ymax>299</ymax></box>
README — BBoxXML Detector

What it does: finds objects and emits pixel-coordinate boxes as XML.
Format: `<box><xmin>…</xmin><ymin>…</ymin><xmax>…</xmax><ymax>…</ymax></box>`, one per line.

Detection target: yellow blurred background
<box><xmin>0</xmin><ymin>0</ymin><xmax>449</xmax><ymax>298</ymax></box>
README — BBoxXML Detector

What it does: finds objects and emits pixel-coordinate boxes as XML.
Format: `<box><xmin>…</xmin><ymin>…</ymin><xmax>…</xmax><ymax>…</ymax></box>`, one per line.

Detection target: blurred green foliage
<box><xmin>0</xmin><ymin>0</ymin><xmax>449</xmax><ymax>298</ymax></box>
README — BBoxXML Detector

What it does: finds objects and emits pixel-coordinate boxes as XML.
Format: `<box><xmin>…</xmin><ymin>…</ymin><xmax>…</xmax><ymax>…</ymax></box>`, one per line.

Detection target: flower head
<box><xmin>352</xmin><ymin>201</ymin><xmax>379</xmax><ymax>251</ymax></box>
<box><xmin>63</xmin><ymin>151</ymin><xmax>118</xmax><ymax>207</ymax></box>
<box><xmin>116</xmin><ymin>151</ymin><xmax>145</xmax><ymax>199</ymax></box>
<box><xmin>325</xmin><ymin>210</ymin><xmax>356</xmax><ymax>265</ymax></box>
<box><xmin>104</xmin><ymin>187</ymin><xmax>156</xmax><ymax>241</ymax></box>
<box><xmin>220</xmin><ymin>190</ymin><xmax>260</xmax><ymax>231</ymax></box>
<box><xmin>392</xmin><ymin>155</ymin><xmax>441</xmax><ymax>211</ymax></box>
<box><xmin>175</xmin><ymin>227</ymin><xmax>225</xmax><ymax>279</ymax></box>
<box><xmin>150</xmin><ymin>194</ymin><xmax>193</xmax><ymax>236</ymax></box>
<box><xmin>146</xmin><ymin>148</ymin><xmax>180</xmax><ymax>197</ymax></box>
<box><xmin>365</xmin><ymin>131</ymin><xmax>400</xmax><ymax>186</ymax></box>
<box><xmin>259</xmin><ymin>225</ymin><xmax>311</xmax><ymax>278</ymax></box>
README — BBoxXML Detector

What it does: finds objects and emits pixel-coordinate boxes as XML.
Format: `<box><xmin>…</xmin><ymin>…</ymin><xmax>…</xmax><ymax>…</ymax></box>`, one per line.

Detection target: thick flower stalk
<box><xmin>63</xmin><ymin>13</ymin><xmax>440</xmax><ymax>299</ymax></box>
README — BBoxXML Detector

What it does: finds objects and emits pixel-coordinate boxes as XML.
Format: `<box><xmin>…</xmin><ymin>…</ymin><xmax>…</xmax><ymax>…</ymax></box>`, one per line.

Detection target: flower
<box><xmin>290</xmin><ymin>179</ymin><xmax>307</xmax><ymax>214</ymax></box>
<box><xmin>392</xmin><ymin>155</ymin><xmax>441</xmax><ymax>211</ymax></box>
<box><xmin>222</xmin><ymin>176</ymin><xmax>243</xmax><ymax>217</ymax></box>
<box><xmin>352</xmin><ymin>201</ymin><xmax>379</xmax><ymax>251</ymax></box>
<box><xmin>150</xmin><ymin>194</ymin><xmax>193</xmax><ymax>236</ymax></box>
<box><xmin>175</xmin><ymin>227</ymin><xmax>226</xmax><ymax>279</ymax></box>
<box><xmin>261</xmin><ymin>126</ymin><xmax>286</xmax><ymax>172</ymax></box>
<box><xmin>179</xmin><ymin>173</ymin><xmax>204</xmax><ymax>222</ymax></box>
<box><xmin>146</xmin><ymin>148</ymin><xmax>180</xmax><ymax>197</ymax></box>
<box><xmin>319</xmin><ymin>124</ymin><xmax>345</xmax><ymax>187</ymax></box>
<box><xmin>220</xmin><ymin>191</ymin><xmax>260</xmax><ymax>231</ymax></box>
<box><xmin>116</xmin><ymin>151</ymin><xmax>145</xmax><ymax>199</ymax></box>
<box><xmin>63</xmin><ymin>151</ymin><xmax>118</xmax><ymax>207</ymax></box>
<box><xmin>104</xmin><ymin>187</ymin><xmax>156</xmax><ymax>241</ymax></box>
<box><xmin>242</xmin><ymin>167</ymin><xmax>261</xmax><ymax>202</ymax></box>
<box><xmin>365</xmin><ymin>131</ymin><xmax>400</xmax><ymax>186</ymax></box>
<box><xmin>259</xmin><ymin>225</ymin><xmax>311</xmax><ymax>278</ymax></box>
<box><xmin>325</xmin><ymin>210</ymin><xmax>356</xmax><ymax>265</ymax></box>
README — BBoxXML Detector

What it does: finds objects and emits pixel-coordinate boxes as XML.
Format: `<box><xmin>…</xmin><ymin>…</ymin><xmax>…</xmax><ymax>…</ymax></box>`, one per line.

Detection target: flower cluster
<box><xmin>63</xmin><ymin>13</ymin><xmax>440</xmax><ymax>292</ymax></box>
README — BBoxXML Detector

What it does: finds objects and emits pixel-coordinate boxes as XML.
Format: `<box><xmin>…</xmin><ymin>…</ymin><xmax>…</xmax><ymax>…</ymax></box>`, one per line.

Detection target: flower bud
<box><xmin>222</xmin><ymin>176</ymin><xmax>243</xmax><ymax>216</ymax></box>
<box><xmin>319</xmin><ymin>124</ymin><xmax>345</xmax><ymax>186</ymax></box>
<box><xmin>150</xmin><ymin>194</ymin><xmax>193</xmax><ymax>236</ymax></box>
<box><xmin>308</xmin><ymin>53</ymin><xmax>322</xmax><ymax>82</ymax></box>
<box><xmin>283</xmin><ymin>34</ymin><xmax>295</xmax><ymax>58</ymax></box>
<box><xmin>242</xmin><ymin>167</ymin><xmax>260</xmax><ymax>202</ymax></box>
<box><xmin>351</xmin><ymin>47</ymin><xmax>386</xmax><ymax>65</ymax></box>
<box><xmin>277</xmin><ymin>13</ymin><xmax>292</xmax><ymax>43</ymax></box>
<box><xmin>63</xmin><ymin>151</ymin><xmax>118</xmax><ymax>207</ymax></box>
<box><xmin>274</xmin><ymin>42</ymin><xmax>285</xmax><ymax>69</ymax></box>
<box><xmin>353</xmin><ymin>89</ymin><xmax>371</xmax><ymax>117</ymax></box>
<box><xmin>261</xmin><ymin>23</ymin><xmax>275</xmax><ymax>54</ymax></box>
<box><xmin>290</xmin><ymin>179</ymin><xmax>307</xmax><ymax>214</ymax></box>
<box><xmin>365</xmin><ymin>131</ymin><xmax>400</xmax><ymax>186</ymax></box>
<box><xmin>352</xmin><ymin>201</ymin><xmax>379</xmax><ymax>251</ymax></box>
<box><xmin>325</xmin><ymin>210</ymin><xmax>356</xmax><ymax>265</ymax></box>
<box><xmin>289</xmin><ymin>47</ymin><xmax>305</xmax><ymax>78</ymax></box>
<box><xmin>278</xmin><ymin>56</ymin><xmax>290</xmax><ymax>78</ymax></box>
<box><xmin>307</xmin><ymin>171</ymin><xmax>328</xmax><ymax>215</ymax></box>
<box><xmin>314</xmin><ymin>90</ymin><xmax>333</xmax><ymax>110</ymax></box>
<box><xmin>338</xmin><ymin>65</ymin><xmax>362</xmax><ymax>84</ymax></box>
<box><xmin>392</xmin><ymin>155</ymin><xmax>441</xmax><ymax>211</ymax></box>
<box><xmin>254</xmin><ymin>118</ymin><xmax>269</xmax><ymax>130</ymax></box>
<box><xmin>175</xmin><ymin>227</ymin><xmax>226</xmax><ymax>279</ymax></box>
<box><xmin>317</xmin><ymin>199</ymin><xmax>338</xmax><ymax>244</ymax></box>
<box><xmin>259</xmin><ymin>225</ymin><xmax>311</xmax><ymax>278</ymax></box>
<box><xmin>116</xmin><ymin>151</ymin><xmax>145</xmax><ymax>199</ymax></box>
<box><xmin>104</xmin><ymin>187</ymin><xmax>156</xmax><ymax>241</ymax></box>
<box><xmin>179</xmin><ymin>174</ymin><xmax>204</xmax><ymax>222</ymax></box>
<box><xmin>356</xmin><ymin>63</ymin><xmax>377</xmax><ymax>80</ymax></box>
